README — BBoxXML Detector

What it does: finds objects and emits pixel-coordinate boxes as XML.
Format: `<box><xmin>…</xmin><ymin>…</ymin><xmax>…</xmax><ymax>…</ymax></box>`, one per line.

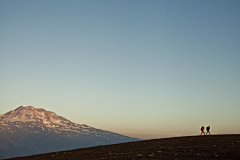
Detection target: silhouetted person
<box><xmin>206</xmin><ymin>126</ymin><xmax>211</xmax><ymax>135</ymax></box>
<box><xmin>200</xmin><ymin>126</ymin><xmax>205</xmax><ymax>135</ymax></box>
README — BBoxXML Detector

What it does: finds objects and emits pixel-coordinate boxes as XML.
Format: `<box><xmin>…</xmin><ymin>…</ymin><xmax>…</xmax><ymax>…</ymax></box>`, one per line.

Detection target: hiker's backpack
<box><xmin>201</xmin><ymin>127</ymin><xmax>204</xmax><ymax>130</ymax></box>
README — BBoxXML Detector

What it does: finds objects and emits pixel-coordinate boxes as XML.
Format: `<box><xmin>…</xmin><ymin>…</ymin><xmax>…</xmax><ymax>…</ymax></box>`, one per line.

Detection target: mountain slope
<box><xmin>7</xmin><ymin>134</ymin><xmax>240</xmax><ymax>160</ymax></box>
<box><xmin>0</xmin><ymin>106</ymin><xmax>140</xmax><ymax>159</ymax></box>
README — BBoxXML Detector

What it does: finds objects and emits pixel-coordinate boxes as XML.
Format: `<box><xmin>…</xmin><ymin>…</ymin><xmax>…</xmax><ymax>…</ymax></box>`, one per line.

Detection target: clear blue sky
<box><xmin>0</xmin><ymin>0</ymin><xmax>239</xmax><ymax>139</ymax></box>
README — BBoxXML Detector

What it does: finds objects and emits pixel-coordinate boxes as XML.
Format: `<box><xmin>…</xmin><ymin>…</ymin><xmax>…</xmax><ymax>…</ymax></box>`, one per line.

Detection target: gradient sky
<box><xmin>0</xmin><ymin>0</ymin><xmax>239</xmax><ymax>139</ymax></box>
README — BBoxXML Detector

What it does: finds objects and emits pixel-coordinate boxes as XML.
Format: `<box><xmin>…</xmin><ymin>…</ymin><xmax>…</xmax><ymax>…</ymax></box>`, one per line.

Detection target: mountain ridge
<box><xmin>0</xmin><ymin>106</ymin><xmax>140</xmax><ymax>159</ymax></box>
<box><xmin>7</xmin><ymin>134</ymin><xmax>240</xmax><ymax>160</ymax></box>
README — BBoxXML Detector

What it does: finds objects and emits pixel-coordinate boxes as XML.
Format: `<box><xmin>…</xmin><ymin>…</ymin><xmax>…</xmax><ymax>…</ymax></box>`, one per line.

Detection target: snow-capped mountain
<box><xmin>0</xmin><ymin>106</ymin><xmax>92</xmax><ymax>135</ymax></box>
<box><xmin>0</xmin><ymin>106</ymin><xmax>139</xmax><ymax>159</ymax></box>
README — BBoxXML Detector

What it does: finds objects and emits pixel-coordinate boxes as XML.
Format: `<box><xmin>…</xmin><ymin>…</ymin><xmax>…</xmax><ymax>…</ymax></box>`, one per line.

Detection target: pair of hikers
<box><xmin>200</xmin><ymin>126</ymin><xmax>211</xmax><ymax>135</ymax></box>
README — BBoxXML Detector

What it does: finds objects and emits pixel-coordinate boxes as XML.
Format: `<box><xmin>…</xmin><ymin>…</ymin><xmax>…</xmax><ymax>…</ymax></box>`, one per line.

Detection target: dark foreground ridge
<box><xmin>8</xmin><ymin>134</ymin><xmax>240</xmax><ymax>160</ymax></box>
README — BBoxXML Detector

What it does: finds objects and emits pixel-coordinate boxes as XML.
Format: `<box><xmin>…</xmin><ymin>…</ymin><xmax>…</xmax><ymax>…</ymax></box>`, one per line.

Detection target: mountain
<box><xmin>0</xmin><ymin>106</ymin><xmax>140</xmax><ymax>159</ymax></box>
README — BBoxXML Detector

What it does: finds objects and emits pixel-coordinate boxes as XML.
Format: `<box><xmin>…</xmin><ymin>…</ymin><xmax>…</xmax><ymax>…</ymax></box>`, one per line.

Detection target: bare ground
<box><xmin>7</xmin><ymin>134</ymin><xmax>240</xmax><ymax>160</ymax></box>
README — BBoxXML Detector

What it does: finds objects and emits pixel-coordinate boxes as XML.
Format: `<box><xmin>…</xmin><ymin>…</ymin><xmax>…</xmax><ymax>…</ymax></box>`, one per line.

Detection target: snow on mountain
<box><xmin>1</xmin><ymin>106</ymin><xmax>71</xmax><ymax>124</ymax></box>
<box><xmin>0</xmin><ymin>106</ymin><xmax>91</xmax><ymax>134</ymax></box>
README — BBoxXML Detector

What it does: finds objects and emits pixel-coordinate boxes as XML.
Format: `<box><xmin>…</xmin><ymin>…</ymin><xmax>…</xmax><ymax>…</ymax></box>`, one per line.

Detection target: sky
<box><xmin>0</xmin><ymin>0</ymin><xmax>239</xmax><ymax>139</ymax></box>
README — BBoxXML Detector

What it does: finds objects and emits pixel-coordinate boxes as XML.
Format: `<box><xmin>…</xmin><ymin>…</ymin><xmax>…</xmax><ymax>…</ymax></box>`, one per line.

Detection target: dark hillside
<box><xmin>7</xmin><ymin>134</ymin><xmax>240</xmax><ymax>160</ymax></box>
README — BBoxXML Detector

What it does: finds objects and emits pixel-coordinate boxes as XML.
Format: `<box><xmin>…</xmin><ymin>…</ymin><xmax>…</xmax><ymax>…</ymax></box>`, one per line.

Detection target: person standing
<box><xmin>206</xmin><ymin>126</ymin><xmax>211</xmax><ymax>135</ymax></box>
<box><xmin>200</xmin><ymin>126</ymin><xmax>205</xmax><ymax>135</ymax></box>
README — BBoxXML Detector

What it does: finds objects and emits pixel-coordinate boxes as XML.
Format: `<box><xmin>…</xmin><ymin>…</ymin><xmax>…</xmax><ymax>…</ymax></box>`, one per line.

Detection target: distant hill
<box><xmin>0</xmin><ymin>106</ymin><xmax>140</xmax><ymax>159</ymax></box>
<box><xmin>7</xmin><ymin>134</ymin><xmax>240</xmax><ymax>160</ymax></box>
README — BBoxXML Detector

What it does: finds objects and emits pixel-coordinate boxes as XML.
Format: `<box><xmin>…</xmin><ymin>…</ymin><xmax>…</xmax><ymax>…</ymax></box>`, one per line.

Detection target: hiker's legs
<box><xmin>206</xmin><ymin>130</ymin><xmax>211</xmax><ymax>135</ymax></box>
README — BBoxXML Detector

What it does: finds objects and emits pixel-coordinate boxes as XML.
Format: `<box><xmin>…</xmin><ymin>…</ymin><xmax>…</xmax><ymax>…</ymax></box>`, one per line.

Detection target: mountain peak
<box><xmin>1</xmin><ymin>106</ymin><xmax>72</xmax><ymax>125</ymax></box>
<box><xmin>15</xmin><ymin>106</ymin><xmax>45</xmax><ymax>112</ymax></box>
<box><xmin>0</xmin><ymin>106</ymin><xmax>140</xmax><ymax>159</ymax></box>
